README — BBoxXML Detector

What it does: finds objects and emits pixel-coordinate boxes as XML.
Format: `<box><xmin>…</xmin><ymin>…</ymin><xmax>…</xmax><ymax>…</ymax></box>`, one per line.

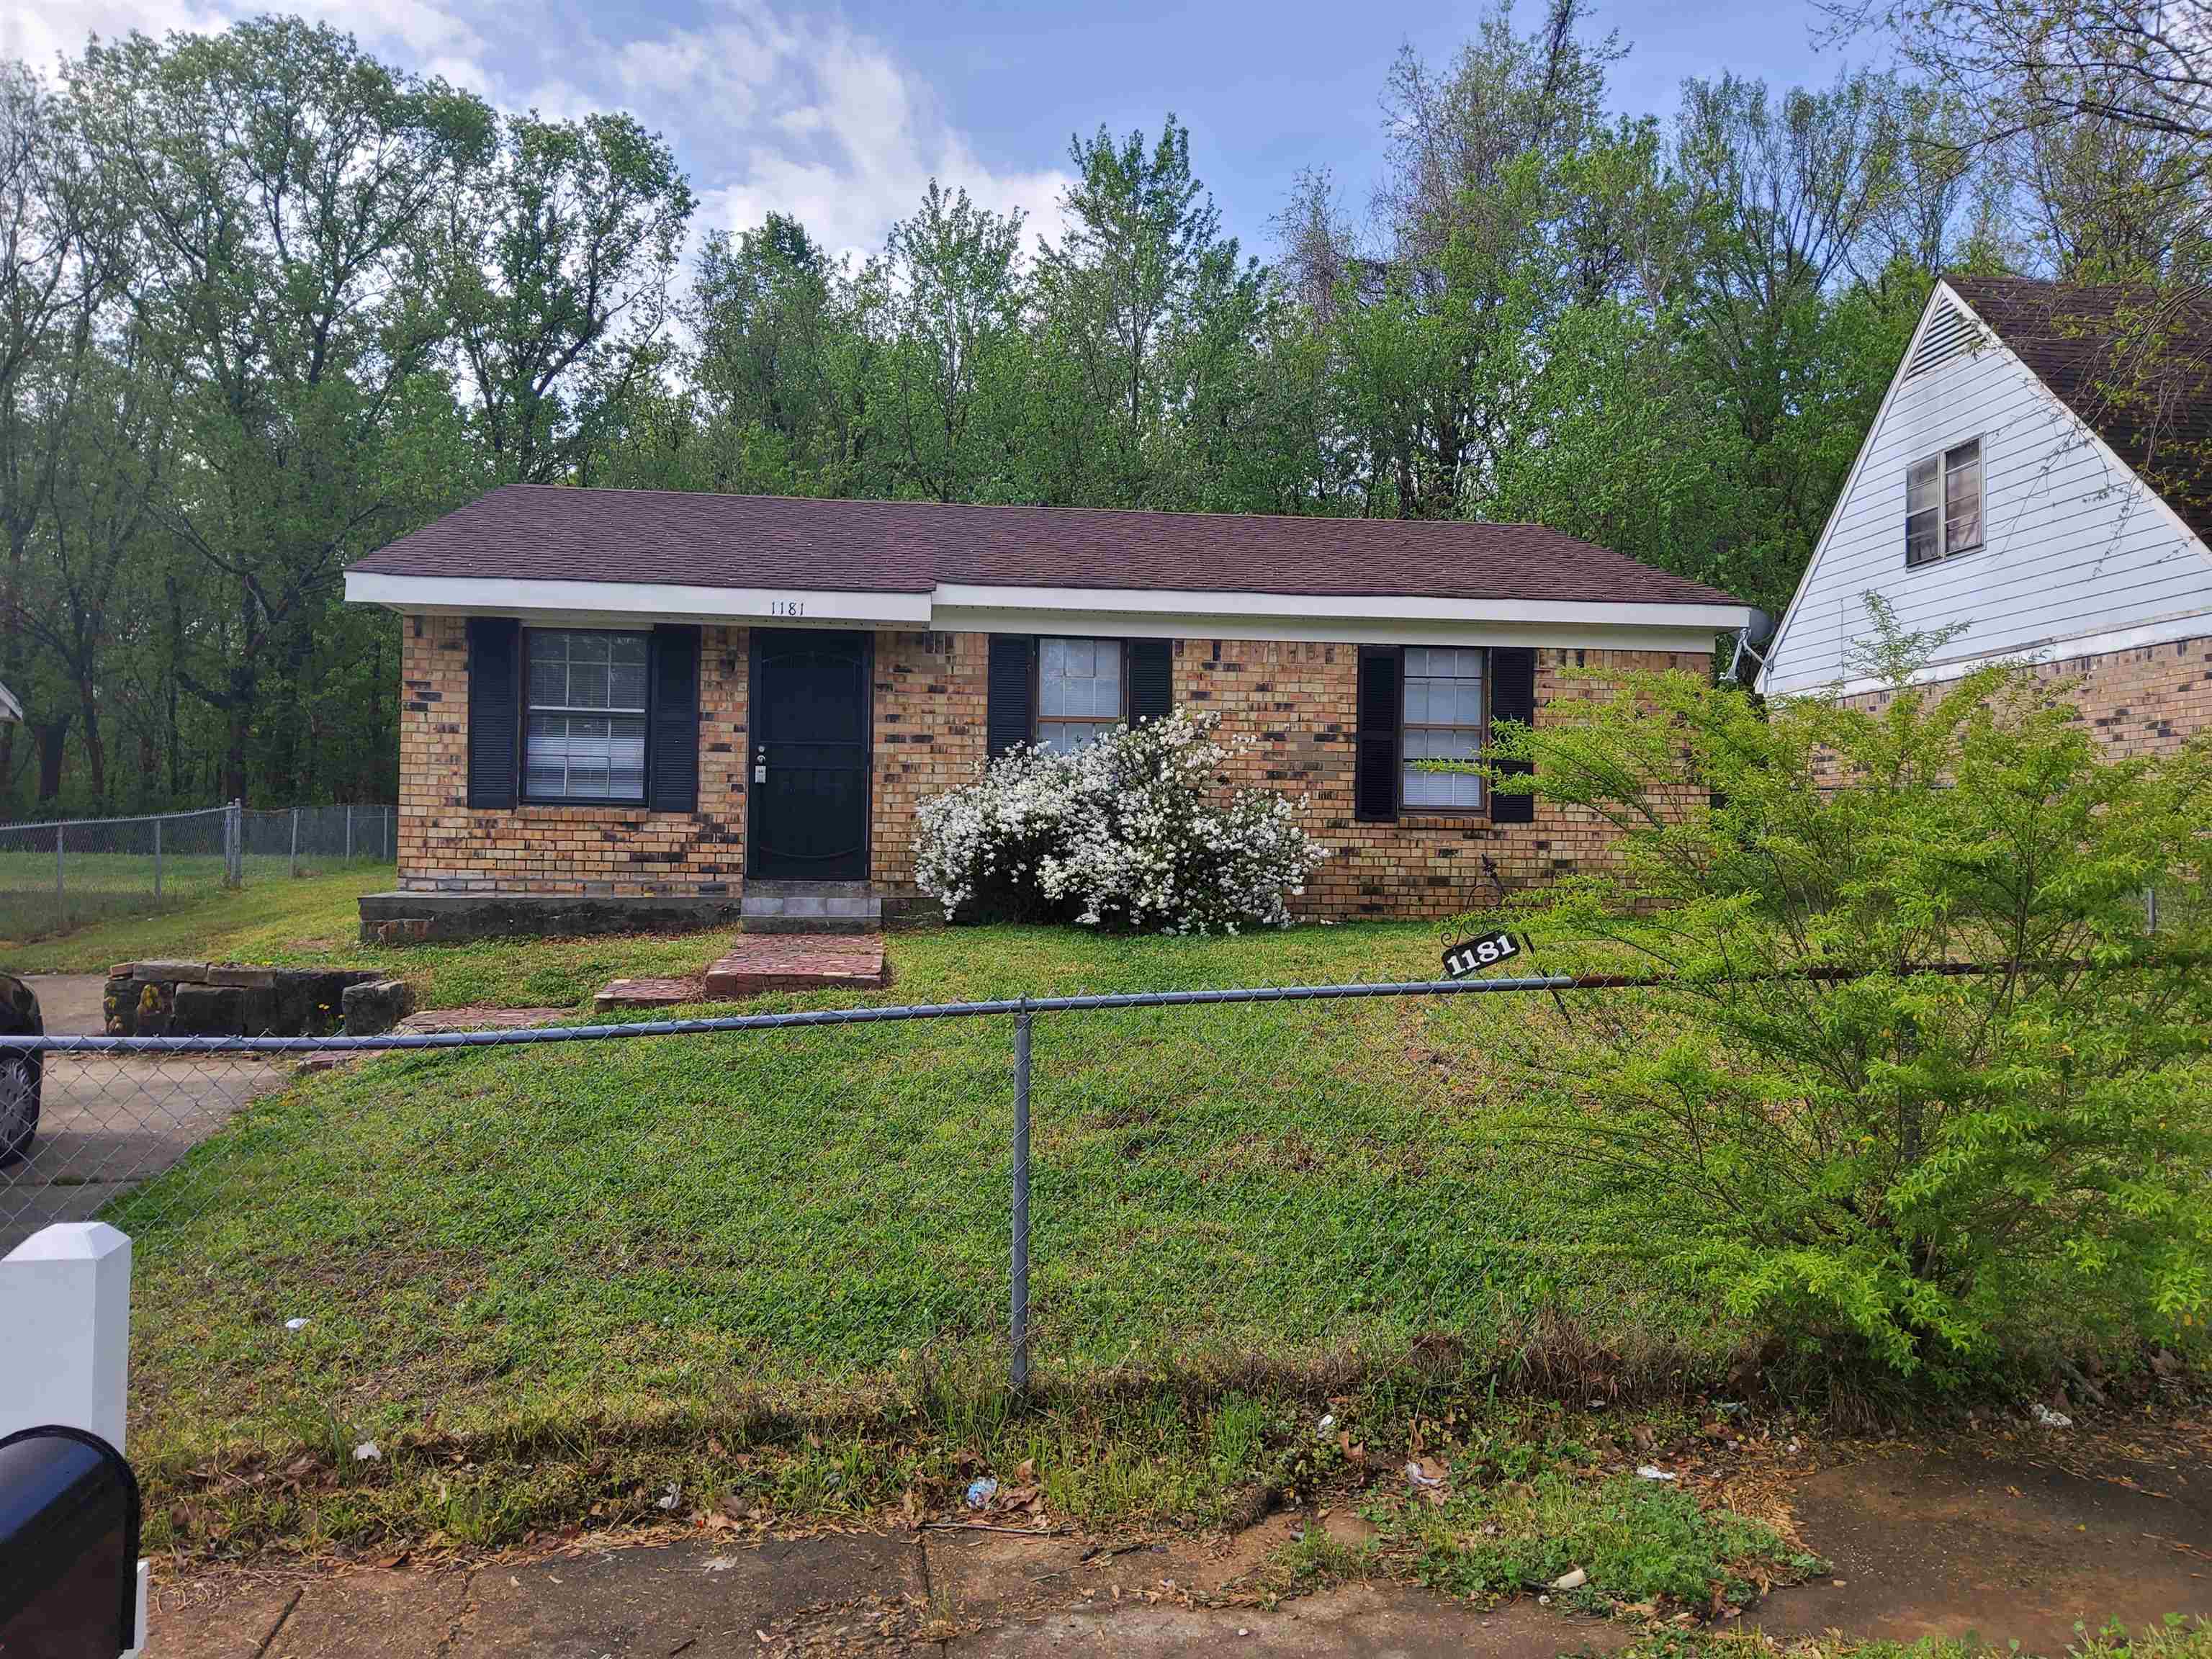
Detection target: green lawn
<box><xmin>0</xmin><ymin>855</ymin><xmax>392</xmax><ymax>951</ymax></box>
<box><xmin>12</xmin><ymin>873</ymin><xmax>1719</xmax><ymax>1554</ymax></box>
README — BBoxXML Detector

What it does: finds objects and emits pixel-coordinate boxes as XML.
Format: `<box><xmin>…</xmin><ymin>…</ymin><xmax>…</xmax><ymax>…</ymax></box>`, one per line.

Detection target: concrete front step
<box><xmin>742</xmin><ymin>878</ymin><xmax>882</xmax><ymax>934</ymax></box>
<box><xmin>702</xmin><ymin>935</ymin><xmax>888</xmax><ymax>999</ymax></box>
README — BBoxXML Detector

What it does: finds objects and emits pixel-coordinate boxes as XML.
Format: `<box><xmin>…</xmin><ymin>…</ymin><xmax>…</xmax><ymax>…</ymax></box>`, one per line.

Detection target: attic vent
<box><xmin>1905</xmin><ymin>302</ymin><xmax>1977</xmax><ymax>379</ymax></box>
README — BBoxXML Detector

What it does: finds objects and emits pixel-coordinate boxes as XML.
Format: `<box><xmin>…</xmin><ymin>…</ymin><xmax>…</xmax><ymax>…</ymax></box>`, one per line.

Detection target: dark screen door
<box><xmin>749</xmin><ymin>630</ymin><xmax>870</xmax><ymax>880</ymax></box>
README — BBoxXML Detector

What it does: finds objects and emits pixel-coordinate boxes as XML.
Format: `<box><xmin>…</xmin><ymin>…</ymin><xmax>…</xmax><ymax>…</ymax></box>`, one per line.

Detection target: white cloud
<box><xmin>610</xmin><ymin>1</ymin><xmax>1071</xmax><ymax>263</ymax></box>
<box><xmin>4</xmin><ymin>0</ymin><xmax>1071</xmax><ymax>264</ymax></box>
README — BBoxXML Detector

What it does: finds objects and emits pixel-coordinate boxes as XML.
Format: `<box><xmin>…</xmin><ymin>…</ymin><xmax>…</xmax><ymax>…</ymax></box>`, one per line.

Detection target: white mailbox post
<box><xmin>2</xmin><ymin>1221</ymin><xmax>148</xmax><ymax>1655</ymax></box>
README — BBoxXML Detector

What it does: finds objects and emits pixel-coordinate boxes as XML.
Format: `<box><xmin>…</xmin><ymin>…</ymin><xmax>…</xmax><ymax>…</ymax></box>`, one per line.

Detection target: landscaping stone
<box><xmin>393</xmin><ymin>1006</ymin><xmax>574</xmax><ymax>1034</ymax></box>
<box><xmin>341</xmin><ymin>978</ymin><xmax>416</xmax><ymax>1035</ymax></box>
<box><xmin>593</xmin><ymin>976</ymin><xmax>701</xmax><ymax>1012</ymax></box>
<box><xmin>171</xmin><ymin>984</ymin><xmax>246</xmax><ymax>1037</ymax></box>
<box><xmin>206</xmin><ymin>964</ymin><xmax>278</xmax><ymax>989</ymax></box>
<box><xmin>701</xmin><ymin>935</ymin><xmax>889</xmax><ymax>999</ymax></box>
<box><xmin>102</xmin><ymin>962</ymin><xmax>388</xmax><ymax>1038</ymax></box>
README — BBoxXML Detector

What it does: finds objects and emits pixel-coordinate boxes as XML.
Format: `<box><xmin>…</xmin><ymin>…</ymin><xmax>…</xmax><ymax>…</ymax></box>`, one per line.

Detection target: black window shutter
<box><xmin>1489</xmin><ymin>646</ymin><xmax>1537</xmax><ymax>824</ymax></box>
<box><xmin>987</xmin><ymin>635</ymin><xmax>1036</xmax><ymax>756</ymax></box>
<box><xmin>466</xmin><ymin>617</ymin><xmax>520</xmax><ymax>810</ymax></box>
<box><xmin>647</xmin><ymin>624</ymin><xmax>701</xmax><ymax>812</ymax></box>
<box><xmin>1127</xmin><ymin>639</ymin><xmax>1172</xmax><ymax>724</ymax></box>
<box><xmin>1354</xmin><ymin>645</ymin><xmax>1401</xmax><ymax>823</ymax></box>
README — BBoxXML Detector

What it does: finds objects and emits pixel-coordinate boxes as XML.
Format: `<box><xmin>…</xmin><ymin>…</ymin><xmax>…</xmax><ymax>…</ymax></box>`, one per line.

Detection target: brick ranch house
<box><xmin>1758</xmin><ymin>275</ymin><xmax>2212</xmax><ymax>750</ymax></box>
<box><xmin>343</xmin><ymin>489</ymin><xmax>1751</xmax><ymax>939</ymax></box>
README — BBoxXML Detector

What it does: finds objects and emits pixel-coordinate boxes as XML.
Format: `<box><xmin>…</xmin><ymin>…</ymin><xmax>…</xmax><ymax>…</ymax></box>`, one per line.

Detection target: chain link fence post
<box><xmin>289</xmin><ymin>808</ymin><xmax>300</xmax><ymax>879</ymax></box>
<box><xmin>1010</xmin><ymin>999</ymin><xmax>1033</xmax><ymax>1395</ymax></box>
<box><xmin>153</xmin><ymin>815</ymin><xmax>162</xmax><ymax>900</ymax></box>
<box><xmin>53</xmin><ymin>822</ymin><xmax>65</xmax><ymax>932</ymax></box>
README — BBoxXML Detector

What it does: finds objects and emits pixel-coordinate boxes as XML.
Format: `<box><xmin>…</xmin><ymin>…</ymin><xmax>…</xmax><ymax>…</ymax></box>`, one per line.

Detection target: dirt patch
<box><xmin>1752</xmin><ymin>1418</ymin><xmax>2212</xmax><ymax>1650</ymax></box>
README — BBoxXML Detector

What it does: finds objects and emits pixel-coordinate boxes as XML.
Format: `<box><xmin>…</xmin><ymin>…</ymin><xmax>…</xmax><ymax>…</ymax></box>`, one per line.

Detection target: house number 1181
<box><xmin>770</xmin><ymin>599</ymin><xmax>805</xmax><ymax>616</ymax></box>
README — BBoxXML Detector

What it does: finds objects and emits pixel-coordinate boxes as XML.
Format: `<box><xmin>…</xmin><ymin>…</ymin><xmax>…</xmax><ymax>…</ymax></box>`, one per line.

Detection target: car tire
<box><xmin>0</xmin><ymin>975</ymin><xmax>40</xmax><ymax>1166</ymax></box>
<box><xmin>0</xmin><ymin>1052</ymin><xmax>36</xmax><ymax>1166</ymax></box>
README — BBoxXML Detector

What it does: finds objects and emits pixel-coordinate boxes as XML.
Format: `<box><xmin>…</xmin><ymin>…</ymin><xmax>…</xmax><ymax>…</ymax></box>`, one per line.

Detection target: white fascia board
<box><xmin>932</xmin><ymin>583</ymin><xmax>1751</xmax><ymax>636</ymax></box>
<box><xmin>345</xmin><ymin>571</ymin><xmax>932</xmax><ymax>626</ymax></box>
<box><xmin>935</xmin><ymin>603</ymin><xmax>1726</xmax><ymax>653</ymax></box>
<box><xmin>0</xmin><ymin>678</ymin><xmax>19</xmax><ymax>723</ymax></box>
<box><xmin>347</xmin><ymin>570</ymin><xmax>1748</xmax><ymax>649</ymax></box>
<box><xmin>1794</xmin><ymin>603</ymin><xmax>2212</xmax><ymax>699</ymax></box>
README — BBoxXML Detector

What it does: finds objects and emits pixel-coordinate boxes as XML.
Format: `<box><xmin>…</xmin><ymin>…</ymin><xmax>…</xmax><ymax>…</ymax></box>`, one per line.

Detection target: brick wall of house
<box><xmin>1838</xmin><ymin>634</ymin><xmax>2212</xmax><ymax>757</ymax></box>
<box><xmin>870</xmin><ymin>630</ymin><xmax>989</xmax><ymax>890</ymax></box>
<box><xmin>1170</xmin><ymin>638</ymin><xmax>1709</xmax><ymax>919</ymax></box>
<box><xmin>396</xmin><ymin>614</ymin><xmax>750</xmax><ymax>894</ymax></box>
<box><xmin>395</xmin><ymin>616</ymin><xmax>1705</xmax><ymax>918</ymax></box>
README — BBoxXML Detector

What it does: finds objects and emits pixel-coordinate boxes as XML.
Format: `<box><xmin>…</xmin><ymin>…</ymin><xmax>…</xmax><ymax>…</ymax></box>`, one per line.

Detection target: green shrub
<box><xmin>1484</xmin><ymin>622</ymin><xmax>2212</xmax><ymax>1382</ymax></box>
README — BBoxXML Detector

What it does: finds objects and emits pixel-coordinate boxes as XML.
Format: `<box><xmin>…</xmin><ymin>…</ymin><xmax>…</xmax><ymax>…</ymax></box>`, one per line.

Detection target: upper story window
<box><xmin>1401</xmin><ymin>646</ymin><xmax>1485</xmax><ymax>811</ymax></box>
<box><xmin>1037</xmin><ymin>637</ymin><xmax>1123</xmax><ymax>753</ymax></box>
<box><xmin>1906</xmin><ymin>438</ymin><xmax>1983</xmax><ymax>567</ymax></box>
<box><xmin>524</xmin><ymin>629</ymin><xmax>648</xmax><ymax>801</ymax></box>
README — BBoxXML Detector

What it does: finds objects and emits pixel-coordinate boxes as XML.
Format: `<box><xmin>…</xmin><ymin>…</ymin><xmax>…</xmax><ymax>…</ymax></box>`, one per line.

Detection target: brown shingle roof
<box><xmin>1948</xmin><ymin>273</ymin><xmax>2212</xmax><ymax>543</ymax></box>
<box><xmin>349</xmin><ymin>487</ymin><xmax>1745</xmax><ymax>608</ymax></box>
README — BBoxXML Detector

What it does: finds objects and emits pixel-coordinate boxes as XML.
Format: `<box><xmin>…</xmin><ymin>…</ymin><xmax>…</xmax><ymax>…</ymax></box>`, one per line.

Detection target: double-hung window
<box><xmin>1906</xmin><ymin>438</ymin><xmax>1983</xmax><ymax>567</ymax></box>
<box><xmin>1401</xmin><ymin>646</ymin><xmax>1485</xmax><ymax>811</ymax></box>
<box><xmin>1037</xmin><ymin>637</ymin><xmax>1124</xmax><ymax>753</ymax></box>
<box><xmin>524</xmin><ymin>629</ymin><xmax>649</xmax><ymax>801</ymax></box>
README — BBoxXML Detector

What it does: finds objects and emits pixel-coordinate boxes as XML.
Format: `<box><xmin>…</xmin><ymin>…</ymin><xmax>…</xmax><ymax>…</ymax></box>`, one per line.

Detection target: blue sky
<box><xmin>6</xmin><ymin>0</ymin><xmax>1872</xmax><ymax>261</ymax></box>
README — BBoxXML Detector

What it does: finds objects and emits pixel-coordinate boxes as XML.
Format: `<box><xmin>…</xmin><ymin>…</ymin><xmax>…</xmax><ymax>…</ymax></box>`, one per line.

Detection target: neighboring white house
<box><xmin>1757</xmin><ymin>274</ymin><xmax>2212</xmax><ymax>756</ymax></box>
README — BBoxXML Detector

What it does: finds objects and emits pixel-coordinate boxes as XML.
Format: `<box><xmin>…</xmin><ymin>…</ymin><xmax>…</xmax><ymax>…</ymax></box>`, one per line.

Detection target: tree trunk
<box><xmin>76</xmin><ymin>670</ymin><xmax>105</xmax><ymax>806</ymax></box>
<box><xmin>32</xmin><ymin>714</ymin><xmax>71</xmax><ymax>804</ymax></box>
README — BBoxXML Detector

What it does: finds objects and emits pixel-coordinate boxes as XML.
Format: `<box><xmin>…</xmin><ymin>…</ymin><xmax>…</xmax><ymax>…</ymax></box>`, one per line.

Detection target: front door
<box><xmin>749</xmin><ymin>630</ymin><xmax>871</xmax><ymax>881</ymax></box>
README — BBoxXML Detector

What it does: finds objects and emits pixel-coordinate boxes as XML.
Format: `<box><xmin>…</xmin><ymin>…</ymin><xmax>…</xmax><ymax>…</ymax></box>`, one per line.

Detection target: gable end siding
<box><xmin>1761</xmin><ymin>287</ymin><xmax>2212</xmax><ymax>696</ymax></box>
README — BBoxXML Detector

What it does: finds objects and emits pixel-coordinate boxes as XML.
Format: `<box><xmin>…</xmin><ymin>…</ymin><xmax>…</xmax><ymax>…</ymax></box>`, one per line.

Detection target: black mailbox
<box><xmin>0</xmin><ymin>1425</ymin><xmax>140</xmax><ymax>1659</ymax></box>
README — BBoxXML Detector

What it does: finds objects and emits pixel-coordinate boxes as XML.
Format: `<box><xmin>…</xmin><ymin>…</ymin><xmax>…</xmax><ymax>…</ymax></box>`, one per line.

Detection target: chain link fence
<box><xmin>0</xmin><ymin>973</ymin><xmax>1608</xmax><ymax>1452</ymax></box>
<box><xmin>0</xmin><ymin>801</ymin><xmax>397</xmax><ymax>941</ymax></box>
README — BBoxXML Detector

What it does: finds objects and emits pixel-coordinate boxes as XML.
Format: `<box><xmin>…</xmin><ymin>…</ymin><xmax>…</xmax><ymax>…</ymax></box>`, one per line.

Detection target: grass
<box><xmin>1259</xmin><ymin>1418</ymin><xmax>1814</xmax><ymax>1615</ymax></box>
<box><xmin>0</xmin><ymin>868</ymin><xmax>1740</xmax><ymax>1555</ymax></box>
<box><xmin>0</xmin><ymin>862</ymin><xmax>392</xmax><ymax>961</ymax></box>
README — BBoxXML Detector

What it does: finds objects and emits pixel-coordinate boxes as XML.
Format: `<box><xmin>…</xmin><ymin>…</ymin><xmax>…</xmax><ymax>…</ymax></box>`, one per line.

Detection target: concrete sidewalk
<box><xmin>4</xmin><ymin>976</ymin><xmax>287</xmax><ymax>1253</ymax></box>
<box><xmin>146</xmin><ymin>1437</ymin><xmax>2212</xmax><ymax>1658</ymax></box>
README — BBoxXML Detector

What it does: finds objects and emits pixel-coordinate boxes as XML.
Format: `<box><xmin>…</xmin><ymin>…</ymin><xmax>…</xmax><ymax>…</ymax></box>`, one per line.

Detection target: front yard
<box><xmin>6</xmin><ymin>872</ymin><xmax>1737</xmax><ymax>1556</ymax></box>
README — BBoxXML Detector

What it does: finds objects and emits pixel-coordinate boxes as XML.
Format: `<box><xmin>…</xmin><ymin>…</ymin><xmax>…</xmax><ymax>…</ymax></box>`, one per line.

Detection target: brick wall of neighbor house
<box><xmin>397</xmin><ymin>614</ymin><xmax>750</xmax><ymax>894</ymax></box>
<box><xmin>1169</xmin><ymin>639</ymin><xmax>1711</xmax><ymax>920</ymax></box>
<box><xmin>1837</xmin><ymin>634</ymin><xmax>2212</xmax><ymax>757</ymax></box>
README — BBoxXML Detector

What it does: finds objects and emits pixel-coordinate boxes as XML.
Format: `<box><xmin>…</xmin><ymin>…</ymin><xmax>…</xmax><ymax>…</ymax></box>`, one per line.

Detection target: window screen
<box><xmin>1038</xmin><ymin>637</ymin><xmax>1123</xmax><ymax>753</ymax></box>
<box><xmin>1401</xmin><ymin>646</ymin><xmax>1484</xmax><ymax>810</ymax></box>
<box><xmin>1907</xmin><ymin>438</ymin><xmax>1982</xmax><ymax>566</ymax></box>
<box><xmin>524</xmin><ymin>630</ymin><xmax>648</xmax><ymax>801</ymax></box>
<box><xmin>1944</xmin><ymin>439</ymin><xmax>1982</xmax><ymax>553</ymax></box>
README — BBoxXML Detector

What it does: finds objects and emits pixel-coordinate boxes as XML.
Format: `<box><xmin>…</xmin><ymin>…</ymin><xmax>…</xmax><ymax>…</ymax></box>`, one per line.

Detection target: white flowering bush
<box><xmin>912</xmin><ymin>709</ymin><xmax>1330</xmax><ymax>932</ymax></box>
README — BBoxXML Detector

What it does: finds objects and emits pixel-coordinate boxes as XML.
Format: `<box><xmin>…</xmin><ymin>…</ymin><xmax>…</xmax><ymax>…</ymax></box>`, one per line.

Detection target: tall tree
<box><xmin>1033</xmin><ymin>114</ymin><xmax>1265</xmax><ymax>507</ymax></box>
<box><xmin>68</xmin><ymin>18</ymin><xmax>494</xmax><ymax>800</ymax></box>
<box><xmin>880</xmin><ymin>181</ymin><xmax>1027</xmax><ymax>503</ymax></box>
<box><xmin>443</xmin><ymin>110</ymin><xmax>694</xmax><ymax>486</ymax></box>
<box><xmin>0</xmin><ymin>63</ymin><xmax>98</xmax><ymax>801</ymax></box>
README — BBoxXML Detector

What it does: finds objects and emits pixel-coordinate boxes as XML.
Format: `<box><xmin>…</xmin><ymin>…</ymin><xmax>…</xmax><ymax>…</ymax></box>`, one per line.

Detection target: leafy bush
<box><xmin>1485</xmin><ymin>629</ymin><xmax>2212</xmax><ymax>1383</ymax></box>
<box><xmin>912</xmin><ymin>709</ymin><xmax>1328</xmax><ymax>932</ymax></box>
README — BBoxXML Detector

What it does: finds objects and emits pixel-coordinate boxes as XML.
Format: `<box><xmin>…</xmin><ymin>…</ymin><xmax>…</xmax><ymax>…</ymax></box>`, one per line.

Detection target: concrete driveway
<box><xmin>1</xmin><ymin>974</ymin><xmax>289</xmax><ymax>1254</ymax></box>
